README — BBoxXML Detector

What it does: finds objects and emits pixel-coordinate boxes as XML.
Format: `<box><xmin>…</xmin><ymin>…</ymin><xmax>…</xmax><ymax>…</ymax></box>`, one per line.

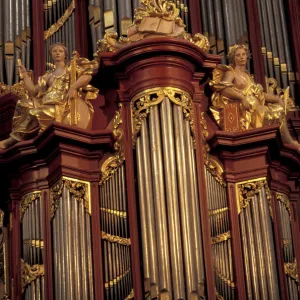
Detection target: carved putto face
<box><xmin>50</xmin><ymin>44</ymin><xmax>67</xmax><ymax>63</ymax></box>
<box><xmin>234</xmin><ymin>48</ymin><xmax>248</xmax><ymax>67</ymax></box>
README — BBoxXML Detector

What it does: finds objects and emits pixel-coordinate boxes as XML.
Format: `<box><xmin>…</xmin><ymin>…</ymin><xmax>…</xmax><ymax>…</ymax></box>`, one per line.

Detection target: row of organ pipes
<box><xmin>88</xmin><ymin>0</ymin><xmax>190</xmax><ymax>52</ymax></box>
<box><xmin>44</xmin><ymin>0</ymin><xmax>75</xmax><ymax>70</ymax></box>
<box><xmin>0</xmin><ymin>0</ymin><xmax>31</xmax><ymax>85</ymax></box>
<box><xmin>99</xmin><ymin>165</ymin><xmax>133</xmax><ymax>300</ymax></box>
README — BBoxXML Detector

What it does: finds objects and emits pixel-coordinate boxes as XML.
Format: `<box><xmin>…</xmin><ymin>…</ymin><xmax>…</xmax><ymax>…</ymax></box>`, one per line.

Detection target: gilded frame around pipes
<box><xmin>235</xmin><ymin>178</ymin><xmax>272</xmax><ymax>216</ymax></box>
<box><xmin>20</xmin><ymin>192</ymin><xmax>41</xmax><ymax>221</ymax></box>
<box><xmin>100</xmin><ymin>104</ymin><xmax>125</xmax><ymax>185</ymax></box>
<box><xmin>131</xmin><ymin>87</ymin><xmax>195</xmax><ymax>147</ymax></box>
<box><xmin>284</xmin><ymin>259</ymin><xmax>299</xmax><ymax>283</ymax></box>
<box><xmin>44</xmin><ymin>0</ymin><xmax>75</xmax><ymax>40</ymax></box>
<box><xmin>276</xmin><ymin>192</ymin><xmax>291</xmax><ymax>216</ymax></box>
<box><xmin>21</xmin><ymin>259</ymin><xmax>44</xmax><ymax>293</ymax></box>
<box><xmin>50</xmin><ymin>177</ymin><xmax>91</xmax><ymax>218</ymax></box>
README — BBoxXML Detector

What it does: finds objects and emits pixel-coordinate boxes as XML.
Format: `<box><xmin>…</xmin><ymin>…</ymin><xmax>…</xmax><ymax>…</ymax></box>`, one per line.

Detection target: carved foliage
<box><xmin>21</xmin><ymin>260</ymin><xmax>44</xmax><ymax>293</ymax></box>
<box><xmin>100</xmin><ymin>104</ymin><xmax>125</xmax><ymax>185</ymax></box>
<box><xmin>131</xmin><ymin>87</ymin><xmax>194</xmax><ymax>146</ymax></box>
<box><xmin>21</xmin><ymin>192</ymin><xmax>41</xmax><ymax>221</ymax></box>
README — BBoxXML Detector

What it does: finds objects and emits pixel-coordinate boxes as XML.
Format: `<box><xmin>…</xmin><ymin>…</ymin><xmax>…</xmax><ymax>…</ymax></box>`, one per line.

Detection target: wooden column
<box><xmin>75</xmin><ymin>0</ymin><xmax>89</xmax><ymax>57</ymax></box>
<box><xmin>31</xmin><ymin>0</ymin><xmax>45</xmax><ymax>82</ymax></box>
<box><xmin>244</xmin><ymin>0</ymin><xmax>266</xmax><ymax>87</ymax></box>
<box><xmin>189</xmin><ymin>0</ymin><xmax>203</xmax><ymax>35</ymax></box>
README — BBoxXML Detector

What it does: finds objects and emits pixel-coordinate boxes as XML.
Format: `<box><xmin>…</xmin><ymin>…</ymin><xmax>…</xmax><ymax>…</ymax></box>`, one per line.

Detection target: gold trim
<box><xmin>205</xmin><ymin>156</ymin><xmax>226</xmax><ymax>186</ymax></box>
<box><xmin>100</xmin><ymin>104</ymin><xmax>125</xmax><ymax>185</ymax></box>
<box><xmin>105</xmin><ymin>269</ymin><xmax>131</xmax><ymax>289</ymax></box>
<box><xmin>285</xmin><ymin>259</ymin><xmax>299</xmax><ymax>283</ymax></box>
<box><xmin>261</xmin><ymin>47</ymin><xmax>267</xmax><ymax>54</ymax></box>
<box><xmin>215</xmin><ymin>269</ymin><xmax>235</xmax><ymax>288</ymax></box>
<box><xmin>281</xmin><ymin>64</ymin><xmax>287</xmax><ymax>72</ymax></box>
<box><xmin>125</xmin><ymin>289</ymin><xmax>134</xmax><ymax>299</ymax></box>
<box><xmin>131</xmin><ymin>87</ymin><xmax>194</xmax><ymax>147</ymax></box>
<box><xmin>100</xmin><ymin>207</ymin><xmax>127</xmax><ymax>218</ymax></box>
<box><xmin>283</xmin><ymin>238</ymin><xmax>292</xmax><ymax>248</ymax></box>
<box><xmin>23</xmin><ymin>239</ymin><xmax>44</xmax><ymax>249</ymax></box>
<box><xmin>273</xmin><ymin>57</ymin><xmax>280</xmax><ymax>66</ymax></box>
<box><xmin>50</xmin><ymin>177</ymin><xmax>91</xmax><ymax>218</ymax></box>
<box><xmin>44</xmin><ymin>0</ymin><xmax>75</xmax><ymax>40</ymax></box>
<box><xmin>0</xmin><ymin>81</ymin><xmax>30</xmax><ymax>99</ymax></box>
<box><xmin>209</xmin><ymin>207</ymin><xmax>228</xmax><ymax>216</ymax></box>
<box><xmin>21</xmin><ymin>260</ymin><xmax>44</xmax><ymax>293</ymax></box>
<box><xmin>267</xmin><ymin>51</ymin><xmax>273</xmax><ymax>59</ymax></box>
<box><xmin>235</xmin><ymin>178</ymin><xmax>272</xmax><ymax>215</ymax></box>
<box><xmin>20</xmin><ymin>192</ymin><xmax>41</xmax><ymax>220</ymax></box>
<box><xmin>0</xmin><ymin>210</ymin><xmax>4</xmax><ymax>228</ymax></box>
<box><xmin>277</xmin><ymin>192</ymin><xmax>291</xmax><ymax>215</ymax></box>
<box><xmin>212</xmin><ymin>231</ymin><xmax>231</xmax><ymax>244</ymax></box>
<box><xmin>101</xmin><ymin>231</ymin><xmax>131</xmax><ymax>246</ymax></box>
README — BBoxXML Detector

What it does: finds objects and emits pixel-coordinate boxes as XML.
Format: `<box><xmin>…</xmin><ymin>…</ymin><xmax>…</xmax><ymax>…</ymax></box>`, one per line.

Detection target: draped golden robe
<box><xmin>210</xmin><ymin>65</ymin><xmax>284</xmax><ymax>131</ymax></box>
<box><xmin>10</xmin><ymin>58</ymin><xmax>98</xmax><ymax>141</ymax></box>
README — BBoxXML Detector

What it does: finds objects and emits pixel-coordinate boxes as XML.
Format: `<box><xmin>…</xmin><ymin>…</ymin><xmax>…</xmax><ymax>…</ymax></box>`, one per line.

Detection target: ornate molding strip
<box><xmin>236</xmin><ymin>178</ymin><xmax>272</xmax><ymax>217</ymax></box>
<box><xmin>21</xmin><ymin>260</ymin><xmax>44</xmax><ymax>293</ymax></box>
<box><xmin>277</xmin><ymin>193</ymin><xmax>291</xmax><ymax>216</ymax></box>
<box><xmin>23</xmin><ymin>239</ymin><xmax>44</xmax><ymax>249</ymax></box>
<box><xmin>125</xmin><ymin>289</ymin><xmax>134</xmax><ymax>299</ymax></box>
<box><xmin>209</xmin><ymin>207</ymin><xmax>229</xmax><ymax>217</ymax></box>
<box><xmin>100</xmin><ymin>104</ymin><xmax>124</xmax><ymax>185</ymax></box>
<box><xmin>44</xmin><ymin>0</ymin><xmax>75</xmax><ymax>40</ymax></box>
<box><xmin>215</xmin><ymin>269</ymin><xmax>235</xmax><ymax>288</ymax></box>
<box><xmin>211</xmin><ymin>231</ymin><xmax>231</xmax><ymax>244</ymax></box>
<box><xmin>131</xmin><ymin>87</ymin><xmax>194</xmax><ymax>147</ymax></box>
<box><xmin>100</xmin><ymin>207</ymin><xmax>127</xmax><ymax>218</ymax></box>
<box><xmin>50</xmin><ymin>177</ymin><xmax>91</xmax><ymax>218</ymax></box>
<box><xmin>101</xmin><ymin>231</ymin><xmax>131</xmax><ymax>246</ymax></box>
<box><xmin>104</xmin><ymin>268</ymin><xmax>132</xmax><ymax>289</ymax></box>
<box><xmin>20</xmin><ymin>192</ymin><xmax>41</xmax><ymax>220</ymax></box>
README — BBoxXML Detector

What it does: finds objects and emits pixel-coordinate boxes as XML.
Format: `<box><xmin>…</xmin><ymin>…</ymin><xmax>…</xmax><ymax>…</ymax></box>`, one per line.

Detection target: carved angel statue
<box><xmin>209</xmin><ymin>44</ymin><xmax>300</xmax><ymax>152</ymax></box>
<box><xmin>0</xmin><ymin>43</ymin><xmax>98</xmax><ymax>150</ymax></box>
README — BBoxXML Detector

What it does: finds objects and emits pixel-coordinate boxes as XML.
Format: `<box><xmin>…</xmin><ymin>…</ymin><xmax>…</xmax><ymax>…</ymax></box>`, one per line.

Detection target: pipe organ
<box><xmin>0</xmin><ymin>0</ymin><xmax>300</xmax><ymax>300</ymax></box>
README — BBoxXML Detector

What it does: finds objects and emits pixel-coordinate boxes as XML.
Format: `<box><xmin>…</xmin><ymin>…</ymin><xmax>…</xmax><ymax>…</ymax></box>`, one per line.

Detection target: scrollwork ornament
<box><xmin>50</xmin><ymin>179</ymin><xmax>64</xmax><ymax>219</ymax></box>
<box><xmin>21</xmin><ymin>260</ymin><xmax>44</xmax><ymax>293</ymax></box>
<box><xmin>285</xmin><ymin>259</ymin><xmax>299</xmax><ymax>283</ymax></box>
<box><xmin>131</xmin><ymin>87</ymin><xmax>195</xmax><ymax>146</ymax></box>
<box><xmin>20</xmin><ymin>192</ymin><xmax>41</xmax><ymax>221</ymax></box>
<box><xmin>63</xmin><ymin>178</ymin><xmax>89</xmax><ymax>213</ymax></box>
<box><xmin>0</xmin><ymin>81</ymin><xmax>29</xmax><ymax>99</ymax></box>
<box><xmin>212</xmin><ymin>231</ymin><xmax>231</xmax><ymax>245</ymax></box>
<box><xmin>277</xmin><ymin>193</ymin><xmax>291</xmax><ymax>216</ymax></box>
<box><xmin>237</xmin><ymin>179</ymin><xmax>273</xmax><ymax>218</ymax></box>
<box><xmin>100</xmin><ymin>104</ymin><xmax>125</xmax><ymax>185</ymax></box>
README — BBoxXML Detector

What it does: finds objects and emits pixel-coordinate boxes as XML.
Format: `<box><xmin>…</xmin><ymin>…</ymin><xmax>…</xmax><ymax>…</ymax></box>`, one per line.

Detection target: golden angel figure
<box><xmin>210</xmin><ymin>44</ymin><xmax>300</xmax><ymax>152</ymax></box>
<box><xmin>0</xmin><ymin>43</ymin><xmax>98</xmax><ymax>149</ymax></box>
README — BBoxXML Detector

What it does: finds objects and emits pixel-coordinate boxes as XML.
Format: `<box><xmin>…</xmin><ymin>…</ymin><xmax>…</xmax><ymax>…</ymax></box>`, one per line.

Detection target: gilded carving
<box><xmin>212</xmin><ymin>231</ymin><xmax>231</xmax><ymax>245</ymax></box>
<box><xmin>100</xmin><ymin>207</ymin><xmax>127</xmax><ymax>218</ymax></box>
<box><xmin>284</xmin><ymin>259</ymin><xmax>299</xmax><ymax>283</ymax></box>
<box><xmin>50</xmin><ymin>179</ymin><xmax>64</xmax><ymax>219</ymax></box>
<box><xmin>131</xmin><ymin>87</ymin><xmax>194</xmax><ymax>146</ymax></box>
<box><xmin>51</xmin><ymin>177</ymin><xmax>91</xmax><ymax>218</ymax></box>
<box><xmin>277</xmin><ymin>193</ymin><xmax>291</xmax><ymax>216</ymax></box>
<box><xmin>0</xmin><ymin>81</ymin><xmax>29</xmax><ymax>100</ymax></box>
<box><xmin>21</xmin><ymin>260</ymin><xmax>44</xmax><ymax>293</ymax></box>
<box><xmin>95</xmin><ymin>0</ymin><xmax>209</xmax><ymax>54</ymax></box>
<box><xmin>215</xmin><ymin>269</ymin><xmax>235</xmax><ymax>288</ymax></box>
<box><xmin>100</xmin><ymin>104</ymin><xmax>125</xmax><ymax>185</ymax></box>
<box><xmin>125</xmin><ymin>289</ymin><xmax>134</xmax><ymax>299</ymax></box>
<box><xmin>236</xmin><ymin>179</ymin><xmax>273</xmax><ymax>217</ymax></box>
<box><xmin>102</xmin><ymin>231</ymin><xmax>131</xmax><ymax>246</ymax></box>
<box><xmin>23</xmin><ymin>239</ymin><xmax>44</xmax><ymax>249</ymax></box>
<box><xmin>44</xmin><ymin>0</ymin><xmax>75</xmax><ymax>40</ymax></box>
<box><xmin>20</xmin><ymin>192</ymin><xmax>41</xmax><ymax>221</ymax></box>
<box><xmin>209</xmin><ymin>207</ymin><xmax>228</xmax><ymax>217</ymax></box>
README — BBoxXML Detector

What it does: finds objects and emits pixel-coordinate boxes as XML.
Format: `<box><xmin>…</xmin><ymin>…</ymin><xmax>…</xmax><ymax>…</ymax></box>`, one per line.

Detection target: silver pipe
<box><xmin>73</xmin><ymin>196</ymin><xmax>81</xmax><ymax>298</ymax></box>
<box><xmin>86</xmin><ymin>214</ymin><xmax>94</xmax><ymax>299</ymax></box>
<box><xmin>188</xmin><ymin>130</ymin><xmax>205</xmax><ymax>291</ymax></box>
<box><xmin>173</xmin><ymin>105</ymin><xmax>198</xmax><ymax>298</ymax></box>
<box><xmin>104</xmin><ymin>0</ymin><xmax>118</xmax><ymax>32</ymax></box>
<box><xmin>200</xmin><ymin>0</ymin><xmax>208</xmax><ymax>37</ymax></box>
<box><xmin>251</xmin><ymin>195</ymin><xmax>268</xmax><ymax>299</ymax></box>
<box><xmin>213</xmin><ymin>0</ymin><xmax>225</xmax><ymax>60</ymax></box>
<box><xmin>207</xmin><ymin>0</ymin><xmax>216</xmax><ymax>53</ymax></box>
<box><xmin>222</xmin><ymin>0</ymin><xmax>233</xmax><ymax>50</ymax></box>
<box><xmin>79</xmin><ymin>199</ymin><xmax>88</xmax><ymax>297</ymax></box>
<box><xmin>136</xmin><ymin>137</ymin><xmax>151</xmax><ymax>291</ymax></box>
<box><xmin>259</xmin><ymin>188</ymin><xmax>280</xmax><ymax>299</ymax></box>
<box><xmin>148</xmin><ymin>106</ymin><xmax>172</xmax><ymax>296</ymax></box>
<box><xmin>244</xmin><ymin>203</ymin><xmax>260</xmax><ymax>298</ymax></box>
<box><xmin>160</xmin><ymin>97</ymin><xmax>185</xmax><ymax>299</ymax></box>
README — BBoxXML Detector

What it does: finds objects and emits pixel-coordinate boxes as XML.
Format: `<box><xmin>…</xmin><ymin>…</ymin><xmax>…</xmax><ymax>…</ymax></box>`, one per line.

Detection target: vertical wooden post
<box><xmin>75</xmin><ymin>0</ymin><xmax>89</xmax><ymax>57</ymax></box>
<box><xmin>32</xmin><ymin>0</ymin><xmax>45</xmax><ymax>82</ymax></box>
